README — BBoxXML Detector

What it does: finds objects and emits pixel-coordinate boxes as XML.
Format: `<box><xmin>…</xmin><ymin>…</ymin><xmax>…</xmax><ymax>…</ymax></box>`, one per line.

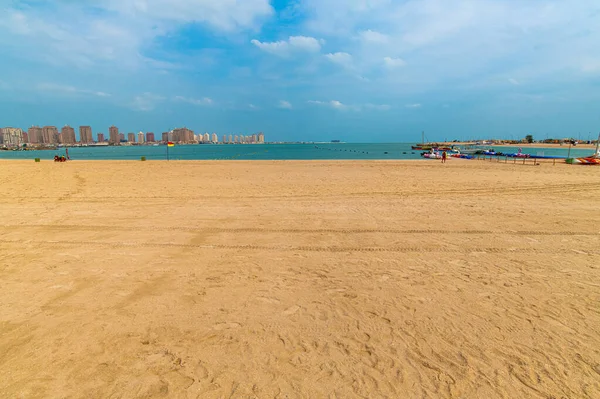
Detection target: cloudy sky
<box><xmin>1</xmin><ymin>0</ymin><xmax>599</xmax><ymax>142</ymax></box>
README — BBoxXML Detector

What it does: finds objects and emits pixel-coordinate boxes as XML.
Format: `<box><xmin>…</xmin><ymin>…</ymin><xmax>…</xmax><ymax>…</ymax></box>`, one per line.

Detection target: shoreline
<box><xmin>437</xmin><ymin>142</ymin><xmax>598</xmax><ymax>149</ymax></box>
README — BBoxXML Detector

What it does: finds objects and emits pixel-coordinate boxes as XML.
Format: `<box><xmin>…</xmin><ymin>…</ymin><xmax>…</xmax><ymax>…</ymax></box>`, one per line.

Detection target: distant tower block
<box><xmin>109</xmin><ymin>125</ymin><xmax>119</xmax><ymax>144</ymax></box>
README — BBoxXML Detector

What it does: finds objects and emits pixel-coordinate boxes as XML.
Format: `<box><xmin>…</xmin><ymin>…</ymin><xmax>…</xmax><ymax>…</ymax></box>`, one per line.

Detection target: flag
<box><xmin>167</xmin><ymin>142</ymin><xmax>175</xmax><ymax>147</ymax></box>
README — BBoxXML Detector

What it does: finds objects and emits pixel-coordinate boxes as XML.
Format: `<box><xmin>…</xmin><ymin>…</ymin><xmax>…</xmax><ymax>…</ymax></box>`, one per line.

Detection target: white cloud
<box><xmin>302</xmin><ymin>0</ymin><xmax>392</xmax><ymax>36</ymax></box>
<box><xmin>131</xmin><ymin>93</ymin><xmax>165</xmax><ymax>111</ymax></box>
<box><xmin>278</xmin><ymin>100</ymin><xmax>292</xmax><ymax>109</ymax></box>
<box><xmin>38</xmin><ymin>83</ymin><xmax>110</xmax><ymax>97</ymax></box>
<box><xmin>508</xmin><ymin>78</ymin><xmax>520</xmax><ymax>85</ymax></box>
<box><xmin>289</xmin><ymin>36</ymin><xmax>324</xmax><ymax>51</ymax></box>
<box><xmin>359</xmin><ymin>29</ymin><xmax>389</xmax><ymax>43</ymax></box>
<box><xmin>0</xmin><ymin>0</ymin><xmax>273</xmax><ymax>70</ymax></box>
<box><xmin>383</xmin><ymin>57</ymin><xmax>406</xmax><ymax>69</ymax></box>
<box><xmin>364</xmin><ymin>103</ymin><xmax>392</xmax><ymax>111</ymax></box>
<box><xmin>581</xmin><ymin>59</ymin><xmax>600</xmax><ymax>73</ymax></box>
<box><xmin>330</xmin><ymin>100</ymin><xmax>345</xmax><ymax>109</ymax></box>
<box><xmin>301</xmin><ymin>0</ymin><xmax>600</xmax><ymax>88</ymax></box>
<box><xmin>309</xmin><ymin>100</ymin><xmax>349</xmax><ymax>110</ymax></box>
<box><xmin>251</xmin><ymin>36</ymin><xmax>324</xmax><ymax>56</ymax></box>
<box><xmin>308</xmin><ymin>100</ymin><xmax>390</xmax><ymax>111</ymax></box>
<box><xmin>174</xmin><ymin>96</ymin><xmax>213</xmax><ymax>106</ymax></box>
<box><xmin>325</xmin><ymin>52</ymin><xmax>353</xmax><ymax>68</ymax></box>
<box><xmin>405</xmin><ymin>103</ymin><xmax>422</xmax><ymax>108</ymax></box>
<box><xmin>104</xmin><ymin>0</ymin><xmax>273</xmax><ymax>32</ymax></box>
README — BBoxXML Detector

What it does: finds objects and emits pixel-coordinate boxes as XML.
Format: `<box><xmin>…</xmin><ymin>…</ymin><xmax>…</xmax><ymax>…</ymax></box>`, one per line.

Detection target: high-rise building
<box><xmin>0</xmin><ymin>127</ymin><xmax>24</xmax><ymax>146</ymax></box>
<box><xmin>222</xmin><ymin>135</ymin><xmax>227</xmax><ymax>144</ymax></box>
<box><xmin>146</xmin><ymin>132</ymin><xmax>155</xmax><ymax>142</ymax></box>
<box><xmin>138</xmin><ymin>132</ymin><xmax>145</xmax><ymax>143</ymax></box>
<box><xmin>109</xmin><ymin>126</ymin><xmax>119</xmax><ymax>144</ymax></box>
<box><xmin>42</xmin><ymin>126</ymin><xmax>59</xmax><ymax>144</ymax></box>
<box><xmin>97</xmin><ymin>133</ymin><xmax>105</xmax><ymax>142</ymax></box>
<box><xmin>203</xmin><ymin>133</ymin><xmax>210</xmax><ymax>143</ymax></box>
<box><xmin>162</xmin><ymin>132</ymin><xmax>169</xmax><ymax>142</ymax></box>
<box><xmin>79</xmin><ymin>126</ymin><xmax>93</xmax><ymax>143</ymax></box>
<box><xmin>211</xmin><ymin>133</ymin><xmax>218</xmax><ymax>143</ymax></box>
<box><xmin>258</xmin><ymin>132</ymin><xmax>265</xmax><ymax>143</ymax></box>
<box><xmin>172</xmin><ymin>127</ymin><xmax>194</xmax><ymax>143</ymax></box>
<box><xmin>251</xmin><ymin>134</ymin><xmax>257</xmax><ymax>144</ymax></box>
<box><xmin>234</xmin><ymin>135</ymin><xmax>239</xmax><ymax>143</ymax></box>
<box><xmin>119</xmin><ymin>133</ymin><xmax>125</xmax><ymax>142</ymax></box>
<box><xmin>61</xmin><ymin>126</ymin><xmax>76</xmax><ymax>144</ymax></box>
<box><xmin>28</xmin><ymin>126</ymin><xmax>43</xmax><ymax>144</ymax></box>
<box><xmin>127</xmin><ymin>133</ymin><xmax>135</xmax><ymax>142</ymax></box>
<box><xmin>228</xmin><ymin>134</ymin><xmax>233</xmax><ymax>144</ymax></box>
<box><xmin>22</xmin><ymin>132</ymin><xmax>29</xmax><ymax>143</ymax></box>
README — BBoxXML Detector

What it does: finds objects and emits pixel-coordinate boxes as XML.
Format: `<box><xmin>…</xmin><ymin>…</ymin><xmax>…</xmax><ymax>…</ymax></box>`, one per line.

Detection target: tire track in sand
<box><xmin>0</xmin><ymin>239</ymin><xmax>597</xmax><ymax>255</ymax></box>
<box><xmin>0</xmin><ymin>224</ymin><xmax>598</xmax><ymax>237</ymax></box>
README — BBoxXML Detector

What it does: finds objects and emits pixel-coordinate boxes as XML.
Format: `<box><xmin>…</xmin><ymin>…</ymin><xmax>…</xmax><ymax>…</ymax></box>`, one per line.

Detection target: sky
<box><xmin>1</xmin><ymin>0</ymin><xmax>599</xmax><ymax>142</ymax></box>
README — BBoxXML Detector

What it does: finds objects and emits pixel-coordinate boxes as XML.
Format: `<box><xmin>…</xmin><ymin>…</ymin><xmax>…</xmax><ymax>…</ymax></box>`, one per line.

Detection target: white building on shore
<box><xmin>0</xmin><ymin>127</ymin><xmax>24</xmax><ymax>146</ymax></box>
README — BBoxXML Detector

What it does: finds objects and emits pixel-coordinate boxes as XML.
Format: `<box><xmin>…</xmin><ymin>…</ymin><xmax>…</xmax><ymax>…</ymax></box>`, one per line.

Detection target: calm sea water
<box><xmin>0</xmin><ymin>143</ymin><xmax>595</xmax><ymax>161</ymax></box>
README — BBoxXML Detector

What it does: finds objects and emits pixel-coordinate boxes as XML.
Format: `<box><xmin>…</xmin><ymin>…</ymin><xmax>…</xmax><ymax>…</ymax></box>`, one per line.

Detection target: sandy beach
<box><xmin>1</xmin><ymin>159</ymin><xmax>599</xmax><ymax>398</ymax></box>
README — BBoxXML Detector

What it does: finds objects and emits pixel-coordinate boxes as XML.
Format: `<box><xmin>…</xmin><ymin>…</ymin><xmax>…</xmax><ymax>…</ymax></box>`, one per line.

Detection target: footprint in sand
<box><xmin>257</xmin><ymin>296</ymin><xmax>281</xmax><ymax>304</ymax></box>
<box><xmin>212</xmin><ymin>322</ymin><xmax>241</xmax><ymax>330</ymax></box>
<box><xmin>283</xmin><ymin>305</ymin><xmax>300</xmax><ymax>316</ymax></box>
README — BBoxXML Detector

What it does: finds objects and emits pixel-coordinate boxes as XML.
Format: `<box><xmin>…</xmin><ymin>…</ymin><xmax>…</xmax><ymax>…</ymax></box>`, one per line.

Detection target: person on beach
<box><xmin>442</xmin><ymin>151</ymin><xmax>447</xmax><ymax>163</ymax></box>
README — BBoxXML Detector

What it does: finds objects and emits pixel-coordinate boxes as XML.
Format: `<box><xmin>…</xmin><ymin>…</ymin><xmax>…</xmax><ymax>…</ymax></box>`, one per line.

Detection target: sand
<box><xmin>1</xmin><ymin>159</ymin><xmax>599</xmax><ymax>398</ymax></box>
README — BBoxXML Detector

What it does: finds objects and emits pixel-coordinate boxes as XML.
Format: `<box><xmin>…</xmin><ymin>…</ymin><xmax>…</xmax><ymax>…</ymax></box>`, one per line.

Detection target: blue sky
<box><xmin>1</xmin><ymin>0</ymin><xmax>599</xmax><ymax>142</ymax></box>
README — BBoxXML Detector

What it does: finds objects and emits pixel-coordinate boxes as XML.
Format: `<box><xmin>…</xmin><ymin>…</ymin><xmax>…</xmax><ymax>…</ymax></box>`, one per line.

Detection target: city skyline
<box><xmin>0</xmin><ymin>124</ymin><xmax>266</xmax><ymax>146</ymax></box>
<box><xmin>0</xmin><ymin>1</ymin><xmax>599</xmax><ymax>142</ymax></box>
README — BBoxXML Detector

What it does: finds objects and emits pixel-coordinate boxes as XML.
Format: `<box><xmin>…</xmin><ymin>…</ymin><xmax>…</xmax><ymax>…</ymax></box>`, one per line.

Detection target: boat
<box><xmin>421</xmin><ymin>149</ymin><xmax>443</xmax><ymax>159</ymax></box>
<box><xmin>504</xmin><ymin>148</ymin><xmax>530</xmax><ymax>158</ymax></box>
<box><xmin>450</xmin><ymin>153</ymin><xmax>473</xmax><ymax>159</ymax></box>
<box><xmin>412</xmin><ymin>131</ymin><xmax>435</xmax><ymax>150</ymax></box>
<box><xmin>566</xmin><ymin>134</ymin><xmax>600</xmax><ymax>165</ymax></box>
<box><xmin>567</xmin><ymin>156</ymin><xmax>600</xmax><ymax>165</ymax></box>
<box><xmin>460</xmin><ymin>149</ymin><xmax>479</xmax><ymax>155</ymax></box>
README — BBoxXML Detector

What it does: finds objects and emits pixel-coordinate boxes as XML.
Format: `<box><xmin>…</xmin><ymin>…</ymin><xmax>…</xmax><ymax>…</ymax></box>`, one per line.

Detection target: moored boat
<box><xmin>566</xmin><ymin>134</ymin><xmax>600</xmax><ymax>164</ymax></box>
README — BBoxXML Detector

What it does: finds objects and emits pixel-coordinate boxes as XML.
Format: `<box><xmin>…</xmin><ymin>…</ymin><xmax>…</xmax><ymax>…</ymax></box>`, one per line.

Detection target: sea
<box><xmin>0</xmin><ymin>143</ymin><xmax>595</xmax><ymax>161</ymax></box>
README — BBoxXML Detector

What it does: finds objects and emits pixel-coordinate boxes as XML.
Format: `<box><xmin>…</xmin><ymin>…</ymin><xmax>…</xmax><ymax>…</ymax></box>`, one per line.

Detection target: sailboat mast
<box><xmin>422</xmin><ymin>131</ymin><xmax>424</xmax><ymax>145</ymax></box>
<box><xmin>595</xmin><ymin>132</ymin><xmax>600</xmax><ymax>156</ymax></box>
